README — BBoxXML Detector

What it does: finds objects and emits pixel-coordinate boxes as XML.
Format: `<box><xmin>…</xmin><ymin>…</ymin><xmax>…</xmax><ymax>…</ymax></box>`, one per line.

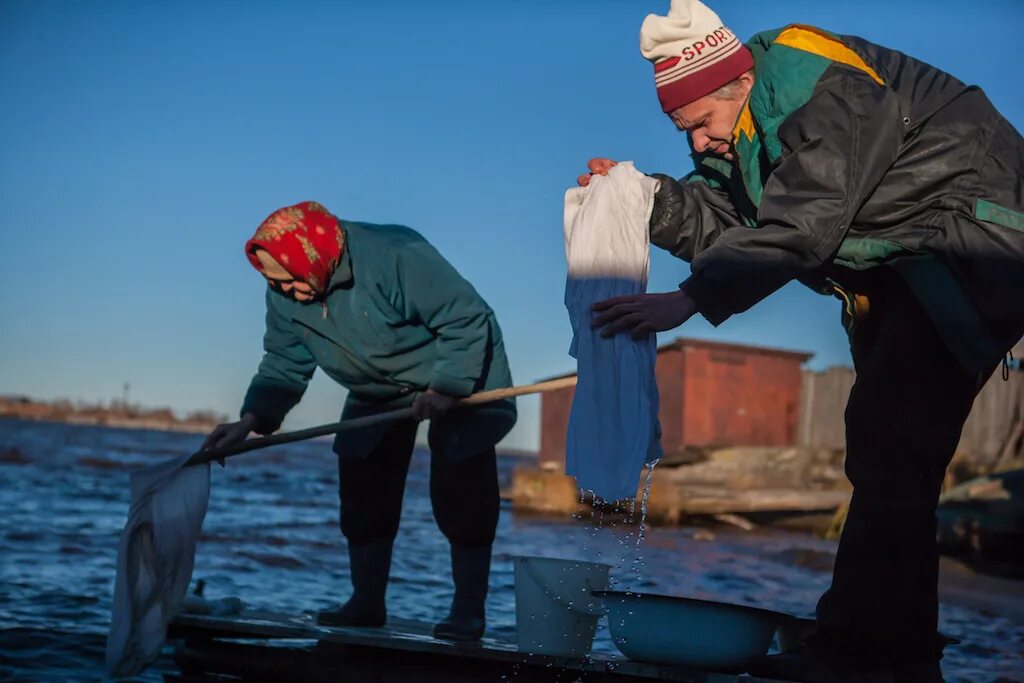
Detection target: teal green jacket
<box><xmin>649</xmin><ymin>25</ymin><xmax>1024</xmax><ymax>374</ymax></box>
<box><xmin>241</xmin><ymin>221</ymin><xmax>516</xmax><ymax>461</ymax></box>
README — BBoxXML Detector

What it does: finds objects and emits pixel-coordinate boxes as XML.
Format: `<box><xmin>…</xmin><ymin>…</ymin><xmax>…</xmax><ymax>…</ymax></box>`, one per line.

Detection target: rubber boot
<box><xmin>316</xmin><ymin>539</ymin><xmax>392</xmax><ymax>628</ymax></box>
<box><xmin>433</xmin><ymin>544</ymin><xmax>490</xmax><ymax>642</ymax></box>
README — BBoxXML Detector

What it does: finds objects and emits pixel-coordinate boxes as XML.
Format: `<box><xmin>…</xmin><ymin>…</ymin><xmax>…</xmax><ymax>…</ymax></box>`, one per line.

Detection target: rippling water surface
<box><xmin>1</xmin><ymin>420</ymin><xmax>1021</xmax><ymax>682</ymax></box>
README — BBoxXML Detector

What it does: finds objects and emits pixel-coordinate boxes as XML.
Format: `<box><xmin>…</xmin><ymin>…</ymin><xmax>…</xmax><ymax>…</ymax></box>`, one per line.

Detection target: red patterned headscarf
<box><xmin>245</xmin><ymin>201</ymin><xmax>345</xmax><ymax>295</ymax></box>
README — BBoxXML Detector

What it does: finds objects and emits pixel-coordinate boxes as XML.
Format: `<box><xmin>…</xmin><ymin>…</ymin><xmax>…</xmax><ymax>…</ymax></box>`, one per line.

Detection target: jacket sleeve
<box><xmin>648</xmin><ymin>151</ymin><xmax>753</xmax><ymax>262</ymax></box>
<box><xmin>397</xmin><ymin>241</ymin><xmax>493</xmax><ymax>398</ymax></box>
<box><xmin>683</xmin><ymin>71</ymin><xmax>905</xmax><ymax>325</ymax></box>
<box><xmin>648</xmin><ymin>173</ymin><xmax>742</xmax><ymax>262</ymax></box>
<box><xmin>239</xmin><ymin>290</ymin><xmax>317</xmax><ymax>434</ymax></box>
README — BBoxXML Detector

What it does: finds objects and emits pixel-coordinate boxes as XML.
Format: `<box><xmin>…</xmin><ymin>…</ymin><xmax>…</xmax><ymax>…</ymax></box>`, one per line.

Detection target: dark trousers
<box><xmin>816</xmin><ymin>272</ymin><xmax>995</xmax><ymax>662</ymax></box>
<box><xmin>337</xmin><ymin>420</ymin><xmax>500</xmax><ymax>548</ymax></box>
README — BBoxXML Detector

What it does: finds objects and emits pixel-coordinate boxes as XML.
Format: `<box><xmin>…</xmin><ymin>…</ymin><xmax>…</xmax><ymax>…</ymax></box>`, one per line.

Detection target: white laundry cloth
<box><xmin>106</xmin><ymin>454</ymin><xmax>210</xmax><ymax>677</ymax></box>
<box><xmin>563</xmin><ymin>162</ymin><xmax>663</xmax><ymax>502</ymax></box>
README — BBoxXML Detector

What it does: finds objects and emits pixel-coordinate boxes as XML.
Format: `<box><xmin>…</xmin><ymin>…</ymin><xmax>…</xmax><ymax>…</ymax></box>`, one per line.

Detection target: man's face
<box><xmin>668</xmin><ymin>75</ymin><xmax>753</xmax><ymax>161</ymax></box>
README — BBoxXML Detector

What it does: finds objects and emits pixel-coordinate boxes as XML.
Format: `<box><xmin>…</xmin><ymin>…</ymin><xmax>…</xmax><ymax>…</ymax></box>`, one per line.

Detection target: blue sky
<box><xmin>2</xmin><ymin>0</ymin><xmax>1022</xmax><ymax>451</ymax></box>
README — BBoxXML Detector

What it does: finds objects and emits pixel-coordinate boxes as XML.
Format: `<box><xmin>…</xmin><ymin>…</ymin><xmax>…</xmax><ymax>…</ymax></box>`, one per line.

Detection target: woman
<box><xmin>203</xmin><ymin>201</ymin><xmax>516</xmax><ymax>641</ymax></box>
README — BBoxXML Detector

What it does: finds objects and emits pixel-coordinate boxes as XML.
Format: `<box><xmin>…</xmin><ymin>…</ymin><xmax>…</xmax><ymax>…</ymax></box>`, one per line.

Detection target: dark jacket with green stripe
<box><xmin>650</xmin><ymin>24</ymin><xmax>1024</xmax><ymax>374</ymax></box>
<box><xmin>240</xmin><ymin>221</ymin><xmax>516</xmax><ymax>461</ymax></box>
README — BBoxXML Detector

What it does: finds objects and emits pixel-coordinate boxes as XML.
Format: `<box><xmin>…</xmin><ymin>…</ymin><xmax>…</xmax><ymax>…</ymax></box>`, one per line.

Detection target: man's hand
<box><xmin>591</xmin><ymin>289</ymin><xmax>698</xmax><ymax>339</ymax></box>
<box><xmin>412</xmin><ymin>390</ymin><xmax>458</xmax><ymax>421</ymax></box>
<box><xmin>577</xmin><ymin>158</ymin><xmax>618</xmax><ymax>187</ymax></box>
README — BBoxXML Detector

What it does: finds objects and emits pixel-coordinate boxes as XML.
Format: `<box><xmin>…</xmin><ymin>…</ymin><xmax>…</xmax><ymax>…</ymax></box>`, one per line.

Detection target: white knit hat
<box><xmin>639</xmin><ymin>0</ymin><xmax>753</xmax><ymax>112</ymax></box>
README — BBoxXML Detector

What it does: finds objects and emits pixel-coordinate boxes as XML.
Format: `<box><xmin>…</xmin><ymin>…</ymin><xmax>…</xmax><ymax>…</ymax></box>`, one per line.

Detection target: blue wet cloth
<box><xmin>562</xmin><ymin>163</ymin><xmax>663</xmax><ymax>501</ymax></box>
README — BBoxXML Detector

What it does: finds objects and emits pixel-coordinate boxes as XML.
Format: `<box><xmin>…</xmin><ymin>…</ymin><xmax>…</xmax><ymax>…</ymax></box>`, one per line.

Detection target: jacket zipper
<box><xmin>294</xmin><ymin>319</ymin><xmax>413</xmax><ymax>396</ymax></box>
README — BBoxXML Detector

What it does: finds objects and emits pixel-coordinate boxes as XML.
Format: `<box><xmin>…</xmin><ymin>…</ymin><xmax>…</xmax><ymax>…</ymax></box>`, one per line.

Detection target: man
<box><xmin>581</xmin><ymin>1</ymin><xmax>1024</xmax><ymax>681</ymax></box>
<box><xmin>204</xmin><ymin>201</ymin><xmax>516</xmax><ymax>642</ymax></box>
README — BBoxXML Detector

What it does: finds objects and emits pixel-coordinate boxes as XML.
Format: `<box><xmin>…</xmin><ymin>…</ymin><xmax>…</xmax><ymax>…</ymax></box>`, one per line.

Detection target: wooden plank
<box><xmin>799</xmin><ymin>362</ymin><xmax>1024</xmax><ymax>465</ymax></box>
<box><xmin>672</xmin><ymin>487</ymin><xmax>850</xmax><ymax>515</ymax></box>
<box><xmin>797</xmin><ymin>367</ymin><xmax>854</xmax><ymax>451</ymax></box>
<box><xmin>960</xmin><ymin>367</ymin><xmax>1024</xmax><ymax>466</ymax></box>
<box><xmin>172</xmin><ymin>611</ymin><xmax>688</xmax><ymax>680</ymax></box>
<box><xmin>169</xmin><ymin>610</ymin><xmax>793</xmax><ymax>683</ymax></box>
<box><xmin>510</xmin><ymin>467</ymin><xmax>850</xmax><ymax>520</ymax></box>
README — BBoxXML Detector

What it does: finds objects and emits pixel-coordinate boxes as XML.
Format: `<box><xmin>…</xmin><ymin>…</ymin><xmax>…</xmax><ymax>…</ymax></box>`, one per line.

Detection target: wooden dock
<box><xmin>168</xmin><ymin>610</ymin><xmax>792</xmax><ymax>682</ymax></box>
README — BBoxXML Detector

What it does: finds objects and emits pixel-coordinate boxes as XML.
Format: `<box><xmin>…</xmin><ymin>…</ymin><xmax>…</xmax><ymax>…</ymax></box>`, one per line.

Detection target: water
<box><xmin>1</xmin><ymin>420</ymin><xmax>1022</xmax><ymax>682</ymax></box>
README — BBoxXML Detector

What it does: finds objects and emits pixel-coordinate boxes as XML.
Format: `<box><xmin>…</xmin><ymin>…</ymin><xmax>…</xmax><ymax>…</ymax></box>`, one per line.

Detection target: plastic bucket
<box><xmin>512</xmin><ymin>555</ymin><xmax>612</xmax><ymax>657</ymax></box>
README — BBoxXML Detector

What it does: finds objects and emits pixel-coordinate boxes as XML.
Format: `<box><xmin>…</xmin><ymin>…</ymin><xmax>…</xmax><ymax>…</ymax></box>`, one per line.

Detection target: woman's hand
<box><xmin>577</xmin><ymin>158</ymin><xmax>618</xmax><ymax>187</ymax></box>
<box><xmin>591</xmin><ymin>289</ymin><xmax>698</xmax><ymax>339</ymax></box>
<box><xmin>412</xmin><ymin>390</ymin><xmax>458</xmax><ymax>421</ymax></box>
<box><xmin>202</xmin><ymin>413</ymin><xmax>257</xmax><ymax>451</ymax></box>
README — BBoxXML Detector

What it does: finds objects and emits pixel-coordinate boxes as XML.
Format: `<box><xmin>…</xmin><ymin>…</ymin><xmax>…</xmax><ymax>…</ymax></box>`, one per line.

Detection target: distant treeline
<box><xmin>0</xmin><ymin>395</ymin><xmax>227</xmax><ymax>433</ymax></box>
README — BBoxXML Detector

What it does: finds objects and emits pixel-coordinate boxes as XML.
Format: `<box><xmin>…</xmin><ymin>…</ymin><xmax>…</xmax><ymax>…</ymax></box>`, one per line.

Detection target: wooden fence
<box><xmin>798</xmin><ymin>345</ymin><xmax>1024</xmax><ymax>465</ymax></box>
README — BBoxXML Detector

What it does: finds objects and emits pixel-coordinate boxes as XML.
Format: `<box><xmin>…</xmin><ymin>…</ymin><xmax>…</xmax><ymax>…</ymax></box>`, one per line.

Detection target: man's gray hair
<box><xmin>710</xmin><ymin>69</ymin><xmax>755</xmax><ymax>100</ymax></box>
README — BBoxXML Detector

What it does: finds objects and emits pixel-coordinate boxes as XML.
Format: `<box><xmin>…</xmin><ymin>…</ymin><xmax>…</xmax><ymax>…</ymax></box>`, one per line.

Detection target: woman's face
<box><xmin>254</xmin><ymin>249</ymin><xmax>315</xmax><ymax>302</ymax></box>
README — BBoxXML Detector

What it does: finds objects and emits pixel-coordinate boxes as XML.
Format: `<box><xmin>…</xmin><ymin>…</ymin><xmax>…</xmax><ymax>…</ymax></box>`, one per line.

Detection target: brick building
<box><xmin>539</xmin><ymin>337</ymin><xmax>812</xmax><ymax>467</ymax></box>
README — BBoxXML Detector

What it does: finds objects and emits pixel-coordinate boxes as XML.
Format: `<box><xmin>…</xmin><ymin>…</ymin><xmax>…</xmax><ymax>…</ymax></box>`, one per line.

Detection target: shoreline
<box><xmin>0</xmin><ymin>414</ymin><xmax>218</xmax><ymax>435</ymax></box>
<box><xmin>0</xmin><ymin>416</ymin><xmax>540</xmax><ymax>459</ymax></box>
